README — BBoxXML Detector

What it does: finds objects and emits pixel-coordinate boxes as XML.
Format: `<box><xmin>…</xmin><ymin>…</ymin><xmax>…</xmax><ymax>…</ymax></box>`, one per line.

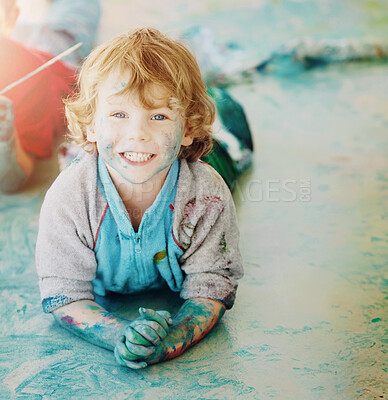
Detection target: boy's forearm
<box><xmin>52</xmin><ymin>300</ymin><xmax>130</xmax><ymax>351</ymax></box>
<box><xmin>148</xmin><ymin>298</ymin><xmax>226</xmax><ymax>364</ymax></box>
<box><xmin>52</xmin><ymin>298</ymin><xmax>226</xmax><ymax>366</ymax></box>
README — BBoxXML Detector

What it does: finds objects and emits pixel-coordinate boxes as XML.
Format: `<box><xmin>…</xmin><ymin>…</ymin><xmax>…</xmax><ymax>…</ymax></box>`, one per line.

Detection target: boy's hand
<box><xmin>114</xmin><ymin>307</ymin><xmax>172</xmax><ymax>369</ymax></box>
<box><xmin>0</xmin><ymin>96</ymin><xmax>15</xmax><ymax>142</ymax></box>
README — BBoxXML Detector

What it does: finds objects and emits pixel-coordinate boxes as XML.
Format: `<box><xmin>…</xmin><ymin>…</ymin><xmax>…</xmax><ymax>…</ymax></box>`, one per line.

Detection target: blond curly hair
<box><xmin>65</xmin><ymin>28</ymin><xmax>216</xmax><ymax>161</ymax></box>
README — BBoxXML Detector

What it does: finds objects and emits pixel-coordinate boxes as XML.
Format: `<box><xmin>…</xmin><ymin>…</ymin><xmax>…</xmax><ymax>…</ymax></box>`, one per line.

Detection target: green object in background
<box><xmin>202</xmin><ymin>87</ymin><xmax>253</xmax><ymax>190</ymax></box>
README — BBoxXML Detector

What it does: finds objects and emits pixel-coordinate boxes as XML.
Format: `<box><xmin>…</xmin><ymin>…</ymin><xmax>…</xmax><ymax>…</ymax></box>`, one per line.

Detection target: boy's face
<box><xmin>87</xmin><ymin>71</ymin><xmax>193</xmax><ymax>189</ymax></box>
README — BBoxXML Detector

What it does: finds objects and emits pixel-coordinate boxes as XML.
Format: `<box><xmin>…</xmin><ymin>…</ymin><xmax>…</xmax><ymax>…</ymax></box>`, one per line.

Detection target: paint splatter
<box><xmin>219</xmin><ymin>232</ymin><xmax>228</xmax><ymax>254</ymax></box>
<box><xmin>153</xmin><ymin>250</ymin><xmax>167</xmax><ymax>264</ymax></box>
<box><xmin>61</xmin><ymin>315</ymin><xmax>82</xmax><ymax>327</ymax></box>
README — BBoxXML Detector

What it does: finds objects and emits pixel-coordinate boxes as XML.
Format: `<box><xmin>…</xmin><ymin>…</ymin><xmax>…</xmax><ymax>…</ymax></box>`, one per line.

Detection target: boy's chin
<box><xmin>117</xmin><ymin>171</ymin><xmax>163</xmax><ymax>186</ymax></box>
<box><xmin>107</xmin><ymin>161</ymin><xmax>172</xmax><ymax>189</ymax></box>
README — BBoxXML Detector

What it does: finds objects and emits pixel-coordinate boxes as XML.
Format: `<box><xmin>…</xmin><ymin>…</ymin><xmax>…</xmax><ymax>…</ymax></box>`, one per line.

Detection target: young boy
<box><xmin>36</xmin><ymin>28</ymin><xmax>244</xmax><ymax>369</ymax></box>
<box><xmin>0</xmin><ymin>0</ymin><xmax>100</xmax><ymax>192</ymax></box>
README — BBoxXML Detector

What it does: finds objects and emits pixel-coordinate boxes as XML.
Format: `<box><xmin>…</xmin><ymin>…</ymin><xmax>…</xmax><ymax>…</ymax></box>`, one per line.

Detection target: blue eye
<box><xmin>112</xmin><ymin>112</ymin><xmax>126</xmax><ymax>118</ymax></box>
<box><xmin>152</xmin><ymin>114</ymin><xmax>166</xmax><ymax>121</ymax></box>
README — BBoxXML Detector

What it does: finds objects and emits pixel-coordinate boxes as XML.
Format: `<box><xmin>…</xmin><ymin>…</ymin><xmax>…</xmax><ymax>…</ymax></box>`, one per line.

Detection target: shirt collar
<box><xmin>97</xmin><ymin>156</ymin><xmax>179</xmax><ymax>235</ymax></box>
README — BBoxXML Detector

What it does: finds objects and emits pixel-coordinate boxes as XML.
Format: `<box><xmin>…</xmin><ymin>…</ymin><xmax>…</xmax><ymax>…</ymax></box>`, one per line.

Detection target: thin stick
<box><xmin>0</xmin><ymin>42</ymin><xmax>82</xmax><ymax>95</ymax></box>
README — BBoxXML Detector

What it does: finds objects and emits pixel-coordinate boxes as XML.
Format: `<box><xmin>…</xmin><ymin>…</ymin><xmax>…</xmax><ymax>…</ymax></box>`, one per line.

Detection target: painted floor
<box><xmin>1</xmin><ymin>1</ymin><xmax>387</xmax><ymax>399</ymax></box>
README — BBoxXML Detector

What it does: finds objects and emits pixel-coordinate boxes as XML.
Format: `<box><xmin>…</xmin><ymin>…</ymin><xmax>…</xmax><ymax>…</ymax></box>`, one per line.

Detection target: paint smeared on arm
<box><xmin>52</xmin><ymin>300</ymin><xmax>130</xmax><ymax>351</ymax></box>
<box><xmin>53</xmin><ymin>300</ymin><xmax>173</xmax><ymax>369</ymax></box>
<box><xmin>52</xmin><ymin>298</ymin><xmax>224</xmax><ymax>368</ymax></box>
<box><xmin>144</xmin><ymin>297</ymin><xmax>226</xmax><ymax>364</ymax></box>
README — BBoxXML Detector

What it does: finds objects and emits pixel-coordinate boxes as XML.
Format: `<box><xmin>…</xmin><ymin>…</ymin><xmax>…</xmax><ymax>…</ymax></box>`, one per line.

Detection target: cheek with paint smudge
<box><xmin>158</xmin><ymin>130</ymin><xmax>181</xmax><ymax>148</ymax></box>
<box><xmin>95</xmin><ymin>118</ymin><xmax>119</xmax><ymax>160</ymax></box>
<box><xmin>157</xmin><ymin>125</ymin><xmax>184</xmax><ymax>161</ymax></box>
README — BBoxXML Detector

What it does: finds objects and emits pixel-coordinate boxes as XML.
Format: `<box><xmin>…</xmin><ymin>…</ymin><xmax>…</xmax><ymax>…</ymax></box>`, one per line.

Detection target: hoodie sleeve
<box><xmin>174</xmin><ymin>161</ymin><xmax>244</xmax><ymax>309</ymax></box>
<box><xmin>35</xmin><ymin>155</ymin><xmax>100</xmax><ymax>313</ymax></box>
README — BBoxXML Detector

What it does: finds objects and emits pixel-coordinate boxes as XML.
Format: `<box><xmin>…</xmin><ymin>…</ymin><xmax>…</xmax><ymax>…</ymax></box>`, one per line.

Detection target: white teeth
<box><xmin>123</xmin><ymin>151</ymin><xmax>153</xmax><ymax>162</ymax></box>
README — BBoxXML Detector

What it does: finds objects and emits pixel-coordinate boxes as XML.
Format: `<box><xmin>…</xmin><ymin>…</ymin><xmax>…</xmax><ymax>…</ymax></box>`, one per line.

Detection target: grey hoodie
<box><xmin>36</xmin><ymin>152</ymin><xmax>244</xmax><ymax>312</ymax></box>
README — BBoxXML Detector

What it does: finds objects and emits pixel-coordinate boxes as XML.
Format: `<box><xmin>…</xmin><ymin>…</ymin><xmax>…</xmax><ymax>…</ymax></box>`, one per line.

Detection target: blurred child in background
<box><xmin>0</xmin><ymin>0</ymin><xmax>100</xmax><ymax>192</ymax></box>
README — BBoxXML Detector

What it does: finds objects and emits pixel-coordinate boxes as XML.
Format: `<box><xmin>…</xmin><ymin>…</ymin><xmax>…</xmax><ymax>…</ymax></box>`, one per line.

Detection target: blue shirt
<box><xmin>93</xmin><ymin>156</ymin><xmax>184</xmax><ymax>297</ymax></box>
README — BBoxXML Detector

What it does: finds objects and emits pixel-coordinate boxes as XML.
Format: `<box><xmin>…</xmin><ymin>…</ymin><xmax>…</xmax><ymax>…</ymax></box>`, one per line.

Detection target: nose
<box><xmin>126</xmin><ymin>116</ymin><xmax>152</xmax><ymax>142</ymax></box>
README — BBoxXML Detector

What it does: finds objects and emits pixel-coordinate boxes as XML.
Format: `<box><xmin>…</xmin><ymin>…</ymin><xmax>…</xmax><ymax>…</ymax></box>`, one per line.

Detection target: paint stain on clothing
<box><xmin>219</xmin><ymin>232</ymin><xmax>228</xmax><ymax>254</ymax></box>
<box><xmin>153</xmin><ymin>250</ymin><xmax>167</xmax><ymax>264</ymax></box>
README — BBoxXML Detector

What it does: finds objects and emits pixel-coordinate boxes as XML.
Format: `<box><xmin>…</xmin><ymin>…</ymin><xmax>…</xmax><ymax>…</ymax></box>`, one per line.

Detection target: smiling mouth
<box><xmin>120</xmin><ymin>151</ymin><xmax>156</xmax><ymax>163</ymax></box>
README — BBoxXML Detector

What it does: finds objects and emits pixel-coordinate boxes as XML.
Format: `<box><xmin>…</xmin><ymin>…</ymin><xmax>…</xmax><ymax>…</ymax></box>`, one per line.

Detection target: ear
<box><xmin>181</xmin><ymin>125</ymin><xmax>193</xmax><ymax>147</ymax></box>
<box><xmin>86</xmin><ymin>126</ymin><xmax>97</xmax><ymax>143</ymax></box>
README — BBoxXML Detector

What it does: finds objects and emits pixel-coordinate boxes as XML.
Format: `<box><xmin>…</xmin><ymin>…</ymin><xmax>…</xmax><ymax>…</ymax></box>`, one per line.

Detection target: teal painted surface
<box><xmin>1</xmin><ymin>1</ymin><xmax>388</xmax><ymax>399</ymax></box>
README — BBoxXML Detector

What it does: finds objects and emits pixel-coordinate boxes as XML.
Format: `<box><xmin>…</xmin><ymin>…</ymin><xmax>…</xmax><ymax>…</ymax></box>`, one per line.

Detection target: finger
<box><xmin>132</xmin><ymin>319</ymin><xmax>168</xmax><ymax>340</ymax></box>
<box><xmin>124</xmin><ymin>326</ymin><xmax>153</xmax><ymax>346</ymax></box>
<box><xmin>157</xmin><ymin>310</ymin><xmax>173</xmax><ymax>326</ymax></box>
<box><xmin>139</xmin><ymin>307</ymin><xmax>171</xmax><ymax>331</ymax></box>
<box><xmin>114</xmin><ymin>347</ymin><xmax>147</xmax><ymax>369</ymax></box>
<box><xmin>124</xmin><ymin>340</ymin><xmax>156</xmax><ymax>357</ymax></box>
<box><xmin>122</xmin><ymin>359</ymin><xmax>147</xmax><ymax>370</ymax></box>
<box><xmin>115</xmin><ymin>342</ymin><xmax>141</xmax><ymax>361</ymax></box>
<box><xmin>131</xmin><ymin>322</ymin><xmax>161</xmax><ymax>345</ymax></box>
